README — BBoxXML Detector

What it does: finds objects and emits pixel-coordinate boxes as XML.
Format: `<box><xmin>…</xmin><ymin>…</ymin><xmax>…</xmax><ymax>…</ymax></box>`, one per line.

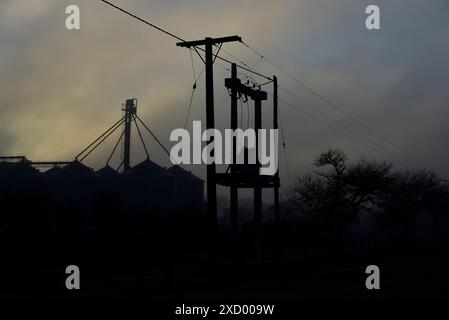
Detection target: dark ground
<box><xmin>2</xmin><ymin>210</ymin><xmax>449</xmax><ymax>302</ymax></box>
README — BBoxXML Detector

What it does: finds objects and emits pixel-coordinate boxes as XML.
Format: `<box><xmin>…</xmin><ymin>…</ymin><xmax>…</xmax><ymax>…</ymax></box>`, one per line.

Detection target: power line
<box><xmin>183</xmin><ymin>49</ymin><xmax>198</xmax><ymax>129</ymax></box>
<box><xmin>241</xmin><ymin>40</ymin><xmax>441</xmax><ymax>173</ymax></box>
<box><xmin>239</xmin><ymin>97</ymin><xmax>243</xmax><ymax>129</ymax></box>
<box><xmin>101</xmin><ymin>0</ymin><xmax>184</xmax><ymax>42</ymax></box>
<box><xmin>184</xmin><ymin>45</ymin><xmax>227</xmax><ymax>130</ymax></box>
<box><xmin>220</xmin><ymin>60</ymin><xmax>421</xmax><ymax>169</ymax></box>
<box><xmin>217</xmin><ymin>55</ymin><xmax>418</xmax><ymax>180</ymax></box>
<box><xmin>217</xmin><ymin>58</ymin><xmax>419</xmax><ymax>168</ymax></box>
<box><xmin>278</xmin><ymin>108</ymin><xmax>291</xmax><ymax>182</ymax></box>
<box><xmin>184</xmin><ymin>88</ymin><xmax>196</xmax><ymax>130</ymax></box>
<box><xmin>100</xmin><ymin>0</ymin><xmax>272</xmax><ymax>81</ymax></box>
<box><xmin>219</xmin><ymin>46</ymin><xmax>255</xmax><ymax>73</ymax></box>
<box><xmin>277</xmin><ymin>96</ymin><xmax>423</xmax><ymax>170</ymax></box>
<box><xmin>277</xmin><ymin>85</ymin><xmax>427</xmax><ymax>170</ymax></box>
<box><xmin>189</xmin><ymin>49</ymin><xmax>197</xmax><ymax>82</ymax></box>
<box><xmin>215</xmin><ymin>55</ymin><xmax>422</xmax><ymax>170</ymax></box>
<box><xmin>99</xmin><ymin>0</ymin><xmax>444</xmax><ymax>175</ymax></box>
<box><xmin>225</xmin><ymin>58</ymin><xmax>440</xmax><ymax>172</ymax></box>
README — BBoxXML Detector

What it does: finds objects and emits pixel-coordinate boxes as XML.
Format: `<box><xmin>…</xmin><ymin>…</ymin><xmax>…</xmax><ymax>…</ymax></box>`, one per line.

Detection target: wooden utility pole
<box><xmin>177</xmin><ymin>36</ymin><xmax>241</xmax><ymax>224</ymax></box>
<box><xmin>230</xmin><ymin>64</ymin><xmax>239</xmax><ymax>234</ymax></box>
<box><xmin>254</xmin><ymin>99</ymin><xmax>262</xmax><ymax>225</ymax></box>
<box><xmin>273</xmin><ymin>76</ymin><xmax>280</xmax><ymax>223</ymax></box>
<box><xmin>254</xmin><ymin>97</ymin><xmax>263</xmax><ymax>267</ymax></box>
<box><xmin>221</xmin><ymin>71</ymin><xmax>269</xmax><ymax>267</ymax></box>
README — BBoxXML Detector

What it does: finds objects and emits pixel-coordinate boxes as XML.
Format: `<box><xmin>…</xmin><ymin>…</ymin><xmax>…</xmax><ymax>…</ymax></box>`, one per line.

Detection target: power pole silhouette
<box><xmin>227</xmin><ymin>67</ymin><xmax>280</xmax><ymax>233</ymax></box>
<box><xmin>230</xmin><ymin>64</ymin><xmax>239</xmax><ymax>234</ymax></box>
<box><xmin>273</xmin><ymin>76</ymin><xmax>280</xmax><ymax>224</ymax></box>
<box><xmin>218</xmin><ymin>63</ymin><xmax>274</xmax><ymax>267</ymax></box>
<box><xmin>177</xmin><ymin>36</ymin><xmax>241</xmax><ymax>225</ymax></box>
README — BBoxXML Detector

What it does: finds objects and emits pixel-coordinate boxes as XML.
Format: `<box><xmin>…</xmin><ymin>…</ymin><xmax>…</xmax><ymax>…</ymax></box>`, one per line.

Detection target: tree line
<box><xmin>287</xmin><ymin>149</ymin><xmax>449</xmax><ymax>246</ymax></box>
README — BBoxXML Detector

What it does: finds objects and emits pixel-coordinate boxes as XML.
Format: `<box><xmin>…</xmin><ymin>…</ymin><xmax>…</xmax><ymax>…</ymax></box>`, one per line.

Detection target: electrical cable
<box><xmin>278</xmin><ymin>109</ymin><xmax>291</xmax><ymax>182</ymax></box>
<box><xmin>100</xmin><ymin>0</ymin><xmax>272</xmax><ymax>81</ymax></box>
<box><xmin>241</xmin><ymin>40</ymin><xmax>442</xmax><ymax>173</ymax></box>
<box><xmin>277</xmin><ymin>85</ymin><xmax>423</xmax><ymax>170</ymax></box>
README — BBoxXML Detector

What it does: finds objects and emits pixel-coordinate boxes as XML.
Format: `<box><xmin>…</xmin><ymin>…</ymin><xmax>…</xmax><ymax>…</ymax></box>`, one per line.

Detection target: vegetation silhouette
<box><xmin>288</xmin><ymin>149</ymin><xmax>449</xmax><ymax>247</ymax></box>
<box><xmin>1</xmin><ymin>150</ymin><xmax>449</xmax><ymax>300</ymax></box>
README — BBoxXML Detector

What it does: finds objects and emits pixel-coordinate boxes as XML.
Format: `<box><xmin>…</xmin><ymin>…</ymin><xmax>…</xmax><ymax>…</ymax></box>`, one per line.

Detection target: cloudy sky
<box><xmin>1</xmin><ymin>0</ymin><xmax>449</xmax><ymax>190</ymax></box>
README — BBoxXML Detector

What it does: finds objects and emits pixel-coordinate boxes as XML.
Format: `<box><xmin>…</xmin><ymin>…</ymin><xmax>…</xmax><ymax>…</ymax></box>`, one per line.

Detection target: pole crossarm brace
<box><xmin>225</xmin><ymin>78</ymin><xmax>268</xmax><ymax>101</ymax></box>
<box><xmin>177</xmin><ymin>36</ymin><xmax>242</xmax><ymax>48</ymax></box>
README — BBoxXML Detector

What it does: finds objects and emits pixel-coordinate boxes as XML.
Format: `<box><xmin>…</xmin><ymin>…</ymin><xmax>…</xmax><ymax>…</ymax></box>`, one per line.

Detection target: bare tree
<box><xmin>289</xmin><ymin>149</ymin><xmax>392</xmax><ymax>240</ymax></box>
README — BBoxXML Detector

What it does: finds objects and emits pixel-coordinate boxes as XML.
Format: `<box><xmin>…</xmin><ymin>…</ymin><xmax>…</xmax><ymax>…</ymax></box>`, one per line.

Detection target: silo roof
<box><xmin>57</xmin><ymin>161</ymin><xmax>96</xmax><ymax>177</ymax></box>
<box><xmin>168</xmin><ymin>165</ymin><xmax>203</xmax><ymax>182</ymax></box>
<box><xmin>43</xmin><ymin>166</ymin><xmax>62</xmax><ymax>176</ymax></box>
<box><xmin>124</xmin><ymin>159</ymin><xmax>173</xmax><ymax>177</ymax></box>
<box><xmin>96</xmin><ymin>165</ymin><xmax>121</xmax><ymax>177</ymax></box>
<box><xmin>0</xmin><ymin>161</ymin><xmax>40</xmax><ymax>177</ymax></box>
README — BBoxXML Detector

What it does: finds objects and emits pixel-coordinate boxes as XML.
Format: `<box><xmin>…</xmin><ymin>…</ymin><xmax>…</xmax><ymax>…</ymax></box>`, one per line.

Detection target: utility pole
<box><xmin>221</xmin><ymin>70</ymin><xmax>269</xmax><ymax>267</ymax></box>
<box><xmin>230</xmin><ymin>63</ymin><xmax>239</xmax><ymax>234</ymax></box>
<box><xmin>177</xmin><ymin>36</ymin><xmax>241</xmax><ymax>225</ymax></box>
<box><xmin>254</xmin><ymin>97</ymin><xmax>262</xmax><ymax>266</ymax></box>
<box><xmin>273</xmin><ymin>76</ymin><xmax>280</xmax><ymax>224</ymax></box>
<box><xmin>254</xmin><ymin>99</ymin><xmax>262</xmax><ymax>225</ymax></box>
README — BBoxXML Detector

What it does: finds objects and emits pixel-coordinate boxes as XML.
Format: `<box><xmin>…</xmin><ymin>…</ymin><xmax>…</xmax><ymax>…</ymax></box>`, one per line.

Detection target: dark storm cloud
<box><xmin>0</xmin><ymin>0</ymin><xmax>448</xmax><ymax>182</ymax></box>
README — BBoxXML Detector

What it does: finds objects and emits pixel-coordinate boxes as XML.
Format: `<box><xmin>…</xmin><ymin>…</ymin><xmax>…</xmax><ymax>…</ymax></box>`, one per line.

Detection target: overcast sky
<box><xmin>1</xmin><ymin>0</ymin><xmax>449</xmax><ymax>190</ymax></box>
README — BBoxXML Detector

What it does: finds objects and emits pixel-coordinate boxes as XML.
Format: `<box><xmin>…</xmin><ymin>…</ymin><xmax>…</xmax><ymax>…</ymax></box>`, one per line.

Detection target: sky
<box><xmin>1</xmin><ymin>0</ymin><xmax>449</xmax><ymax>193</ymax></box>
